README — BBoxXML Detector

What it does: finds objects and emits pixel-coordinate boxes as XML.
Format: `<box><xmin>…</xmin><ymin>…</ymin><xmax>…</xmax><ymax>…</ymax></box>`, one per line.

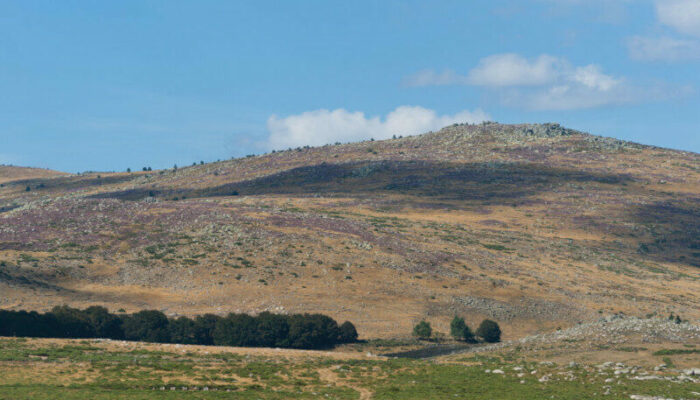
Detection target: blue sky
<box><xmin>1</xmin><ymin>0</ymin><xmax>698</xmax><ymax>172</ymax></box>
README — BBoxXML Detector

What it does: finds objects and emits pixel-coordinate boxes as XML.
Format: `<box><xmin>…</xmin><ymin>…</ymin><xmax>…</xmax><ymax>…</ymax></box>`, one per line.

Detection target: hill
<box><xmin>0</xmin><ymin>165</ymin><xmax>67</xmax><ymax>185</ymax></box>
<box><xmin>0</xmin><ymin>123</ymin><xmax>698</xmax><ymax>340</ymax></box>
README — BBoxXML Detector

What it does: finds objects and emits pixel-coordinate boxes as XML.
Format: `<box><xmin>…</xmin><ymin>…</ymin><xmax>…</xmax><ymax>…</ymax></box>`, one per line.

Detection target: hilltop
<box><xmin>0</xmin><ymin>165</ymin><xmax>67</xmax><ymax>185</ymax></box>
<box><xmin>0</xmin><ymin>122</ymin><xmax>698</xmax><ymax>340</ymax></box>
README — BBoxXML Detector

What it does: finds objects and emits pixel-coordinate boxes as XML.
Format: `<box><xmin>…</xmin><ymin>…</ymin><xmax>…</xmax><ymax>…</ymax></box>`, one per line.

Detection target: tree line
<box><xmin>0</xmin><ymin>306</ymin><xmax>358</xmax><ymax>349</ymax></box>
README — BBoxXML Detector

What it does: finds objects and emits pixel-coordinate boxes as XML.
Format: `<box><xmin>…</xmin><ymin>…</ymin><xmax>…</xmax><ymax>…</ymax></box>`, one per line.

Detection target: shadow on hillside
<box><xmin>89</xmin><ymin>160</ymin><xmax>632</xmax><ymax>204</ymax></box>
<box><xmin>86</xmin><ymin>161</ymin><xmax>700</xmax><ymax>268</ymax></box>
<box><xmin>0</xmin><ymin>267</ymin><xmax>72</xmax><ymax>292</ymax></box>
<box><xmin>628</xmin><ymin>199</ymin><xmax>700</xmax><ymax>267</ymax></box>
<box><xmin>7</xmin><ymin>174</ymin><xmax>137</xmax><ymax>193</ymax></box>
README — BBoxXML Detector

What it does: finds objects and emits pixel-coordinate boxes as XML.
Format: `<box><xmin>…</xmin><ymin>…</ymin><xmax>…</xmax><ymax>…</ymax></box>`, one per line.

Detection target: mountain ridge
<box><xmin>0</xmin><ymin>123</ymin><xmax>698</xmax><ymax>340</ymax></box>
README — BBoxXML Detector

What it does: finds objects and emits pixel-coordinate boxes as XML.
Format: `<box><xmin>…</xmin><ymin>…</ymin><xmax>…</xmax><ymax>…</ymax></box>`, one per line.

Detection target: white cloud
<box><xmin>656</xmin><ymin>0</ymin><xmax>700</xmax><ymax>37</ymax></box>
<box><xmin>466</xmin><ymin>54</ymin><xmax>562</xmax><ymax>87</ymax></box>
<box><xmin>627</xmin><ymin>35</ymin><xmax>700</xmax><ymax>61</ymax></box>
<box><xmin>406</xmin><ymin>54</ymin><xmax>562</xmax><ymax>87</ymax></box>
<box><xmin>625</xmin><ymin>1</ymin><xmax>700</xmax><ymax>62</ymax></box>
<box><xmin>570</xmin><ymin>65</ymin><xmax>620</xmax><ymax>91</ymax></box>
<box><xmin>506</xmin><ymin>80</ymin><xmax>692</xmax><ymax>111</ymax></box>
<box><xmin>404</xmin><ymin>54</ymin><xmax>642</xmax><ymax>110</ymax></box>
<box><xmin>403</xmin><ymin>70</ymin><xmax>467</xmax><ymax>87</ymax></box>
<box><xmin>266</xmin><ymin>106</ymin><xmax>490</xmax><ymax>149</ymax></box>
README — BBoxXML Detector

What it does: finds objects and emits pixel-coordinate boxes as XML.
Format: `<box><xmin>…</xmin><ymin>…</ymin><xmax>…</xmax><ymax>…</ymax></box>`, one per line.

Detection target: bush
<box><xmin>338</xmin><ymin>321</ymin><xmax>358</xmax><ymax>343</ymax></box>
<box><xmin>476</xmin><ymin>319</ymin><xmax>501</xmax><ymax>343</ymax></box>
<box><xmin>413</xmin><ymin>320</ymin><xmax>432</xmax><ymax>340</ymax></box>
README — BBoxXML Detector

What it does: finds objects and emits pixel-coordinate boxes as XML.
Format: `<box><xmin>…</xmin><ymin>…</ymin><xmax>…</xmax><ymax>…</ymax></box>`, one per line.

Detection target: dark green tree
<box><xmin>256</xmin><ymin>312</ymin><xmax>290</xmax><ymax>348</ymax></box>
<box><xmin>49</xmin><ymin>306</ymin><xmax>95</xmax><ymax>338</ymax></box>
<box><xmin>450</xmin><ymin>316</ymin><xmax>476</xmax><ymax>342</ymax></box>
<box><xmin>193</xmin><ymin>314</ymin><xmax>221</xmax><ymax>345</ymax></box>
<box><xmin>413</xmin><ymin>320</ymin><xmax>432</xmax><ymax>340</ymax></box>
<box><xmin>286</xmin><ymin>313</ymin><xmax>339</xmax><ymax>349</ymax></box>
<box><xmin>338</xmin><ymin>321</ymin><xmax>358</xmax><ymax>343</ymax></box>
<box><xmin>122</xmin><ymin>310</ymin><xmax>170</xmax><ymax>343</ymax></box>
<box><xmin>213</xmin><ymin>313</ymin><xmax>258</xmax><ymax>347</ymax></box>
<box><xmin>84</xmin><ymin>306</ymin><xmax>123</xmax><ymax>339</ymax></box>
<box><xmin>169</xmin><ymin>316</ymin><xmax>198</xmax><ymax>344</ymax></box>
<box><xmin>476</xmin><ymin>319</ymin><xmax>501</xmax><ymax>343</ymax></box>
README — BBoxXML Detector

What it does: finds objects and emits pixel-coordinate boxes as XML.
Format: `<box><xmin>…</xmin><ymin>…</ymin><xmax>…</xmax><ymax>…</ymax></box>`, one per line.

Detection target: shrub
<box><xmin>338</xmin><ymin>321</ymin><xmax>358</xmax><ymax>343</ymax></box>
<box><xmin>413</xmin><ymin>320</ymin><xmax>432</xmax><ymax>340</ymax></box>
<box><xmin>476</xmin><ymin>319</ymin><xmax>501</xmax><ymax>343</ymax></box>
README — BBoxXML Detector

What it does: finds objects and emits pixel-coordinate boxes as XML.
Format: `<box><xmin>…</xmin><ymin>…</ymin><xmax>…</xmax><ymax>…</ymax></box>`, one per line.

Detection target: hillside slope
<box><xmin>0</xmin><ymin>123</ymin><xmax>698</xmax><ymax>339</ymax></box>
<box><xmin>0</xmin><ymin>165</ymin><xmax>67</xmax><ymax>185</ymax></box>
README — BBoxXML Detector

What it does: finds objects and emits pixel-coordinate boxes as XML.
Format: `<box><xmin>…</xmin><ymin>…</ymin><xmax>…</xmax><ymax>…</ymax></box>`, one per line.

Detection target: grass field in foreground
<box><xmin>0</xmin><ymin>338</ymin><xmax>697</xmax><ymax>399</ymax></box>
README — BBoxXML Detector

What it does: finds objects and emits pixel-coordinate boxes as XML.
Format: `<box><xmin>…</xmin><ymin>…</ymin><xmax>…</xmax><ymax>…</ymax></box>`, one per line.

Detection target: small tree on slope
<box><xmin>450</xmin><ymin>316</ymin><xmax>476</xmax><ymax>342</ymax></box>
<box><xmin>413</xmin><ymin>320</ymin><xmax>432</xmax><ymax>340</ymax></box>
<box><xmin>476</xmin><ymin>319</ymin><xmax>501</xmax><ymax>343</ymax></box>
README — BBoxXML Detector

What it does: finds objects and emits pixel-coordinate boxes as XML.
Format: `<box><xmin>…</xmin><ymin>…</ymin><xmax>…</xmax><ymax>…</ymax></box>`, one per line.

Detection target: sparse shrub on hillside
<box><xmin>476</xmin><ymin>319</ymin><xmax>501</xmax><ymax>343</ymax></box>
<box><xmin>413</xmin><ymin>320</ymin><xmax>432</xmax><ymax>340</ymax></box>
<box><xmin>450</xmin><ymin>316</ymin><xmax>476</xmax><ymax>342</ymax></box>
<box><xmin>338</xmin><ymin>321</ymin><xmax>358</xmax><ymax>343</ymax></box>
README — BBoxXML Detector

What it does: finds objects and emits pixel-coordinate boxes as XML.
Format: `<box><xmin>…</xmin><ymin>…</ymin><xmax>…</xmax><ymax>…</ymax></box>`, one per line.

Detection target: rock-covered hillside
<box><xmin>0</xmin><ymin>123</ymin><xmax>698</xmax><ymax>339</ymax></box>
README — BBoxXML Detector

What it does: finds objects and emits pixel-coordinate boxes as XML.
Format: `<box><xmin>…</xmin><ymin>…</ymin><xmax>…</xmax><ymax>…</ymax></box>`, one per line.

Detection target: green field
<box><xmin>0</xmin><ymin>338</ymin><xmax>697</xmax><ymax>399</ymax></box>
